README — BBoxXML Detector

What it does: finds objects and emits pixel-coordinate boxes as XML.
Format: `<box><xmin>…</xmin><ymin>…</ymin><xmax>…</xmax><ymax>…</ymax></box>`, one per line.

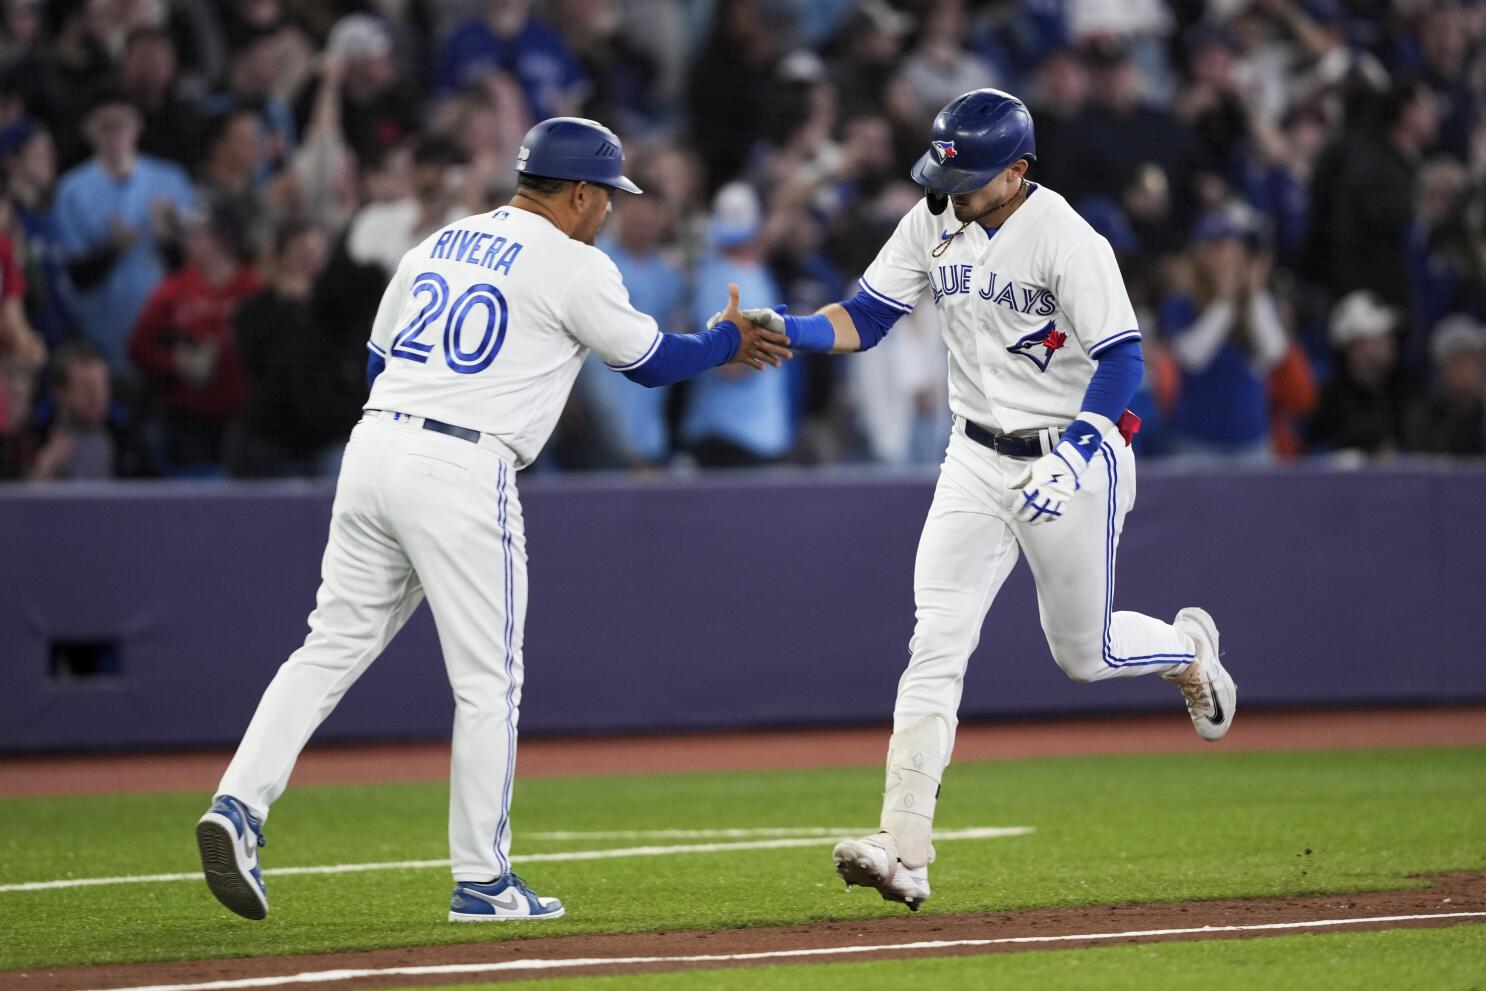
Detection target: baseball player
<box><xmin>735</xmin><ymin>90</ymin><xmax>1236</xmax><ymax>911</ymax></box>
<box><xmin>194</xmin><ymin>118</ymin><xmax>791</xmax><ymax>923</ymax></box>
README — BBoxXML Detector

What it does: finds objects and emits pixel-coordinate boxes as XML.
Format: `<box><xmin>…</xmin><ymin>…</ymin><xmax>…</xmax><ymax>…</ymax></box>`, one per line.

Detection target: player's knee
<box><xmin>1047</xmin><ymin>637</ymin><xmax>1106</xmax><ymax>684</ymax></box>
<box><xmin>910</xmin><ymin>600</ymin><xmax>982</xmax><ymax>660</ymax></box>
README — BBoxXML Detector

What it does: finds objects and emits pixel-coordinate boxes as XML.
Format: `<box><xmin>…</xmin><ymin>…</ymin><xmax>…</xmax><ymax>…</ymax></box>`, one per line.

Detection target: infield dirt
<box><xmin>9</xmin><ymin>873</ymin><xmax>1484</xmax><ymax>989</ymax></box>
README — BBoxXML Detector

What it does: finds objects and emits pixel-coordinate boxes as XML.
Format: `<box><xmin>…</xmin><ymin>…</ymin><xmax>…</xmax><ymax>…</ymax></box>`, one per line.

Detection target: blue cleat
<box><xmin>448</xmin><ymin>873</ymin><xmax>565</xmax><ymax>922</ymax></box>
<box><xmin>196</xmin><ymin>795</ymin><xmax>269</xmax><ymax>920</ymax></box>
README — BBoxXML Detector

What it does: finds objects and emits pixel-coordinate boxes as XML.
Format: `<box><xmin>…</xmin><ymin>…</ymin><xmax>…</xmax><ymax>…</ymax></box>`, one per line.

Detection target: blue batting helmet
<box><xmin>910</xmin><ymin>89</ymin><xmax>1036</xmax><ymax>196</ymax></box>
<box><xmin>514</xmin><ymin>117</ymin><xmax>642</xmax><ymax>194</ymax></box>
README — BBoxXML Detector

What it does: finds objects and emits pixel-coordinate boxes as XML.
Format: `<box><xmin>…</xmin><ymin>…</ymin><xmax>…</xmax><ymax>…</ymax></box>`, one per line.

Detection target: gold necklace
<box><xmin>931</xmin><ymin>178</ymin><xmax>1027</xmax><ymax>259</ymax></box>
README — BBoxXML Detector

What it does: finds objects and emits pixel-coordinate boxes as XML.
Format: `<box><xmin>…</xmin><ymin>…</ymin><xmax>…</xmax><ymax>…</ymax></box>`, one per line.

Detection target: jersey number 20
<box><xmin>391</xmin><ymin>272</ymin><xmax>508</xmax><ymax>375</ymax></box>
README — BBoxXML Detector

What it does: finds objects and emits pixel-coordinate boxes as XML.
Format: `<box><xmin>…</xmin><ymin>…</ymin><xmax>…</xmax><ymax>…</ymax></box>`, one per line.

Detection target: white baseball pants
<box><xmin>894</xmin><ymin>422</ymin><xmax>1196</xmax><ymax>742</ymax></box>
<box><xmin>217</xmin><ymin>413</ymin><xmax>526</xmax><ymax>882</ymax></box>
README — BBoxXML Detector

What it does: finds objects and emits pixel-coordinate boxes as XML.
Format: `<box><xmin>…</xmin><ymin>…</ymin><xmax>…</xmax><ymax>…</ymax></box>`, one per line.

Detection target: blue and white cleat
<box><xmin>448</xmin><ymin>873</ymin><xmax>565</xmax><ymax>922</ymax></box>
<box><xmin>196</xmin><ymin>795</ymin><xmax>269</xmax><ymax>920</ymax></box>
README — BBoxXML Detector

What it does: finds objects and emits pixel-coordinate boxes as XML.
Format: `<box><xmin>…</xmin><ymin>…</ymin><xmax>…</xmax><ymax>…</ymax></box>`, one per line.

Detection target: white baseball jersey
<box><xmin>859</xmin><ymin>184</ymin><xmax>1139</xmax><ymax>434</ymax></box>
<box><xmin>365</xmin><ymin>207</ymin><xmax>665</xmax><ymax>467</ymax></box>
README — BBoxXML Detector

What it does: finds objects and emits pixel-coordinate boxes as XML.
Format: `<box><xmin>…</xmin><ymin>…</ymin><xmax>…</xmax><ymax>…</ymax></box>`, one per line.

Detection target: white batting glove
<box><xmin>707</xmin><ymin>306</ymin><xmax>787</xmax><ymax>333</ymax></box>
<box><xmin>1008</xmin><ymin>446</ymin><xmax>1083</xmax><ymax>525</ymax></box>
<box><xmin>1006</xmin><ymin>415</ymin><xmax>1113</xmax><ymax>525</ymax></box>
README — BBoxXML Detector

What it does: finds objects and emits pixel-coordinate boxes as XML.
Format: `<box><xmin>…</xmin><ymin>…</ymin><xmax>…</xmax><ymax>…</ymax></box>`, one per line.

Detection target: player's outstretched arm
<box><xmin>621</xmin><ymin>284</ymin><xmax>792</xmax><ymax>388</ymax></box>
<box><xmin>731</xmin><ymin>286</ymin><xmax>908</xmax><ymax>355</ymax></box>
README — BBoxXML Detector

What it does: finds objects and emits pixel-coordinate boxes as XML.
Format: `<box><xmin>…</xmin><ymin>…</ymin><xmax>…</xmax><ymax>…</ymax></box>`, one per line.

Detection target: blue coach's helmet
<box><xmin>910</xmin><ymin>89</ymin><xmax>1036</xmax><ymax>196</ymax></box>
<box><xmin>514</xmin><ymin>117</ymin><xmax>643</xmax><ymax>194</ymax></box>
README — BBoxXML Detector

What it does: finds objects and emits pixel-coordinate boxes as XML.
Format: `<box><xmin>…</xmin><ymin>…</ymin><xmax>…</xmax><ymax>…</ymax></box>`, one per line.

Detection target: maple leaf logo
<box><xmin>1006</xmin><ymin>321</ymin><xmax>1066</xmax><ymax>373</ymax></box>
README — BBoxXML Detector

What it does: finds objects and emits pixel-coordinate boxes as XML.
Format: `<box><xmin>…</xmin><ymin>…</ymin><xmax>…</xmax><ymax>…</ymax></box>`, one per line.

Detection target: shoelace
<box><xmin>505</xmin><ymin>871</ymin><xmax>537</xmax><ymax>895</ymax></box>
<box><xmin>1174</xmin><ymin>663</ymin><xmax>1212</xmax><ymax>715</ymax></box>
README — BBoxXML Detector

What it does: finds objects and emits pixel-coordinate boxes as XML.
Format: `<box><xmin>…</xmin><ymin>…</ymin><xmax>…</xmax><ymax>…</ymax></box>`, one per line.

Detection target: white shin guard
<box><xmin>878</xmin><ymin>714</ymin><xmax>950</xmax><ymax>869</ymax></box>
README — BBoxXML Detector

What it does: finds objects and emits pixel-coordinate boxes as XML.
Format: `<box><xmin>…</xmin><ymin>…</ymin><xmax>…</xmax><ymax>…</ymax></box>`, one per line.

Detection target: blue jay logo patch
<box><xmin>931</xmin><ymin>139</ymin><xmax>958</xmax><ymax>164</ymax></box>
<box><xmin>1006</xmin><ymin>321</ymin><xmax>1068</xmax><ymax>373</ymax></box>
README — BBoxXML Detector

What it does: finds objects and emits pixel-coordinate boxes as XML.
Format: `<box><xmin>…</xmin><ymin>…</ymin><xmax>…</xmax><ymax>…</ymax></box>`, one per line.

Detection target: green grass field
<box><xmin>415</xmin><ymin>925</ymin><xmax>1486</xmax><ymax>991</ymax></box>
<box><xmin>1</xmin><ymin>747</ymin><xmax>1483</xmax><ymax>980</ymax></box>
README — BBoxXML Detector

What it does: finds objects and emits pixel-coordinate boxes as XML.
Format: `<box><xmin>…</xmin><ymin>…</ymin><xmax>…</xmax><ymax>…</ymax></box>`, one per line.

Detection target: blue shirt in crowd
<box><xmin>13</xmin><ymin>202</ymin><xmax>77</xmax><ymax>347</ymax></box>
<box><xmin>54</xmin><ymin>155</ymin><xmax>196</xmax><ymax>369</ymax></box>
<box><xmin>1162</xmin><ymin>295</ymin><xmax>1270</xmax><ymax>447</ymax></box>
<box><xmin>434</xmin><ymin>16</ymin><xmax>586</xmax><ymax>121</ymax></box>
<box><xmin>682</xmin><ymin>255</ymin><xmax>792</xmax><ymax>458</ymax></box>
<box><xmin>580</xmin><ymin>236</ymin><xmax>688</xmax><ymax>463</ymax></box>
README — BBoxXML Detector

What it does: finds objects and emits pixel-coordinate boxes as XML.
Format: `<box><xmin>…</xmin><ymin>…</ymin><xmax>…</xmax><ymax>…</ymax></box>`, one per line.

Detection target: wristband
<box><xmin>1059</xmin><ymin>418</ymin><xmax>1104</xmax><ymax>463</ymax></box>
<box><xmin>782</xmin><ymin>312</ymin><xmax>836</xmax><ymax>353</ymax></box>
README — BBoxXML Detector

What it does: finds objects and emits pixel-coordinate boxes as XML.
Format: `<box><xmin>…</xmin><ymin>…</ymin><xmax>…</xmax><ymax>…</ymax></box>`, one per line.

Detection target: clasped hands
<box><xmin>709</xmin><ymin>284</ymin><xmax>793</xmax><ymax>371</ymax></box>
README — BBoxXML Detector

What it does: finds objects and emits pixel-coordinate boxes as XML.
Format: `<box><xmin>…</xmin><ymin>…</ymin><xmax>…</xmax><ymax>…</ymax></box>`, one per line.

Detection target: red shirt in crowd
<box><xmin>0</xmin><ymin>233</ymin><xmax>28</xmax><ymax>432</ymax></box>
<box><xmin>127</xmin><ymin>265</ymin><xmax>262</xmax><ymax>419</ymax></box>
<box><xmin>0</xmin><ymin>233</ymin><xmax>26</xmax><ymax>307</ymax></box>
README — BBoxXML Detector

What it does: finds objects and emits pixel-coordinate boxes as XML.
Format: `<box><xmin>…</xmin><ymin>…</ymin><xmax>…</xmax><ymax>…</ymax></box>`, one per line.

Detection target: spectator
<box><xmin>553</xmin><ymin>0</ymin><xmax>662</xmax><ymax>137</ymax></box>
<box><xmin>1163</xmin><ymin>208</ymin><xmax>1291</xmax><ymax>462</ymax></box>
<box><xmin>827</xmin><ymin>0</ymin><xmax>914</xmax><ymax>121</ymax></box>
<box><xmin>894</xmin><ymin>0</ymin><xmax>998</xmax><ymax>121</ymax></box>
<box><xmin>54</xmin><ymin>87</ymin><xmax>195</xmax><ymax>373</ymax></box>
<box><xmin>1311</xmin><ymin>290</ymin><xmax>1407</xmax><ymax>458</ymax></box>
<box><xmin>294</xmin><ymin>14</ymin><xmax>417</xmax><ymax>166</ymax></box>
<box><xmin>196</xmin><ymin>107</ymin><xmax>267</xmax><ymax>250</ymax></box>
<box><xmin>1241</xmin><ymin>105</ymin><xmax>1329</xmax><ymax>273</ymax></box>
<box><xmin>0</xmin><ymin>213</ymin><xmax>42</xmax><ymax>368</ymax></box>
<box><xmin>434</xmin><ymin>0</ymin><xmax>588</xmax><ymax>122</ymax></box>
<box><xmin>3</xmin><ymin>0</ymin><xmax>115</xmax><ymax>168</ymax></box>
<box><xmin>1067</xmin><ymin>40</ymin><xmax>1193</xmax><ymax>207</ymax></box>
<box><xmin>0</xmin><ymin>119</ymin><xmax>73</xmax><ymax>349</ymax></box>
<box><xmin>1064</xmin><ymin>0</ymin><xmax>1176</xmax><ymax>102</ymax></box>
<box><xmin>576</xmin><ymin>166</ymin><xmax>688</xmax><ymax>467</ymax></box>
<box><xmin>0</xmin><ymin>352</ymin><xmax>38</xmax><ymax>477</ymax></box>
<box><xmin>119</xmin><ymin>25</ymin><xmax>206</xmax><ymax>171</ymax></box>
<box><xmin>748</xmin><ymin>51</ymin><xmax>840</xmax><ymax>205</ymax></box>
<box><xmin>1405</xmin><ymin>157</ymin><xmax>1472</xmax><ymax>375</ymax></box>
<box><xmin>1175</xmin><ymin>25</ymin><xmax>1251</xmax><ymax>192</ymax></box>
<box><xmin>202</xmin><ymin>21</ymin><xmax>304</xmax><ymax>176</ymax></box>
<box><xmin>847</xmin><ymin>293</ymin><xmax>948</xmax><ymax>465</ymax></box>
<box><xmin>433</xmin><ymin>74</ymin><xmax>531</xmax><ymax>211</ymax></box>
<box><xmin>1026</xmin><ymin>47</ymin><xmax>1090</xmax><ymax>201</ymax></box>
<box><xmin>27</xmin><ymin>339</ymin><xmax>149</xmax><ymax>479</ymax></box>
<box><xmin>681</xmin><ymin>182</ymin><xmax>792</xmax><ymax>467</ymax></box>
<box><xmin>346</xmin><ymin>136</ymin><xmax>463</xmax><ymax>277</ymax></box>
<box><xmin>1404</xmin><ymin>314</ymin><xmax>1486</xmax><ymax>457</ymax></box>
<box><xmin>0</xmin><ymin>0</ymin><xmax>43</xmax><ymax>66</ymax></box>
<box><xmin>1321</xmin><ymin>81</ymin><xmax>1440</xmax><ymax>309</ymax></box>
<box><xmin>1408</xmin><ymin>1</ymin><xmax>1474</xmax><ymax>159</ymax></box>
<box><xmin>1121</xmin><ymin>163</ymin><xmax>1184</xmax><ymax>271</ymax></box>
<box><xmin>228</xmin><ymin>219</ymin><xmax>346</xmax><ymax>478</ymax></box>
<box><xmin>127</xmin><ymin>208</ymin><xmax>260</xmax><ymax>474</ymax></box>
<box><xmin>686</xmin><ymin>0</ymin><xmax>780</xmax><ymax>190</ymax></box>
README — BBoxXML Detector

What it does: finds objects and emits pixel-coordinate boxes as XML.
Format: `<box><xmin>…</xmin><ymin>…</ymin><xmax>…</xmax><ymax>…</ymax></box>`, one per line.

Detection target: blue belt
<box><xmin>369</xmin><ymin>410</ymin><xmax>483</xmax><ymax>445</ymax></box>
<box><xmin>963</xmin><ymin>420</ymin><xmax>1047</xmax><ymax>459</ymax></box>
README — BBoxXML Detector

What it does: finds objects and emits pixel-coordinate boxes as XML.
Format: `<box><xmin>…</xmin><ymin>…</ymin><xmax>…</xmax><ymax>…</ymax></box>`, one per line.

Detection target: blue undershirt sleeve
<box><xmin>621</xmin><ymin>322</ymin><xmax>742</xmax><ymax>388</ymax></box>
<box><xmin>1077</xmin><ymin>338</ymin><xmax>1143</xmax><ymax>423</ymax></box>
<box><xmin>838</xmin><ymin>289</ymin><xmax>905</xmax><ymax>351</ymax></box>
<box><xmin>366</xmin><ymin>349</ymin><xmax>386</xmax><ymax>390</ymax></box>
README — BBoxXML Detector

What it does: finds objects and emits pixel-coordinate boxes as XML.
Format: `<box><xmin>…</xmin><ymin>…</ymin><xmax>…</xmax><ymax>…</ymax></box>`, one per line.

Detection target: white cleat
<box><xmin>832</xmin><ymin>835</ymin><xmax>931</xmax><ymax>911</ymax></box>
<box><xmin>1165</xmin><ymin>607</ymin><xmax>1236</xmax><ymax>742</ymax></box>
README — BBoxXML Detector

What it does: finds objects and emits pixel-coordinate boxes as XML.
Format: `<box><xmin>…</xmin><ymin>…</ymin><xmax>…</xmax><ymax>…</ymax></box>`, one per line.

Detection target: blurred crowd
<box><xmin>1</xmin><ymin>0</ymin><xmax>1485</xmax><ymax>481</ymax></box>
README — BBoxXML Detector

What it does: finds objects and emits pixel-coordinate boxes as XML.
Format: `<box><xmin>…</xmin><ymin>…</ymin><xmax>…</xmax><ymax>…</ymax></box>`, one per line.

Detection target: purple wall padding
<box><xmin>2</xmin><ymin>465</ymin><xmax>1483</xmax><ymax>752</ymax></box>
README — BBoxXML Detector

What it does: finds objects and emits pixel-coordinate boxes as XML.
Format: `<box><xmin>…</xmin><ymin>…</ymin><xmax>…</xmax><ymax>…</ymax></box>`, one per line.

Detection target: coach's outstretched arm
<box><xmin>618</xmin><ymin>283</ymin><xmax>792</xmax><ymax>388</ymax></box>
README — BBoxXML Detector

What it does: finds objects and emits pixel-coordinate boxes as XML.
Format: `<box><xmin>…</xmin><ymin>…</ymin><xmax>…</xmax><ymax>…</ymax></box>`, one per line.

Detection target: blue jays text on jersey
<box><xmin>929</xmin><ymin>262</ymin><xmax>1058</xmax><ymax>318</ymax></box>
